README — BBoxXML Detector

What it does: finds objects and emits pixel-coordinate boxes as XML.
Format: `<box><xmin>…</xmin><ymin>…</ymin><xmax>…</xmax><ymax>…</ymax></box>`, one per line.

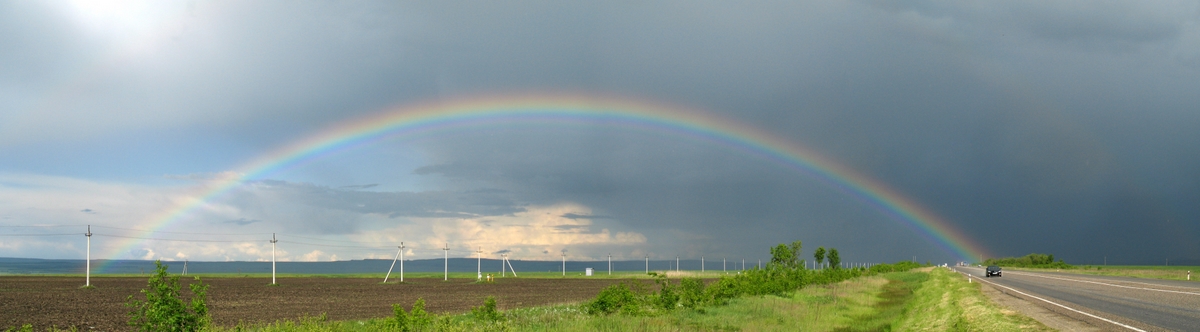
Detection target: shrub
<box><xmin>704</xmin><ymin>276</ymin><xmax>741</xmax><ymax>305</ymax></box>
<box><xmin>126</xmin><ymin>260</ymin><xmax>209</xmax><ymax>332</ymax></box>
<box><xmin>410</xmin><ymin>298</ymin><xmax>432</xmax><ymax>329</ymax></box>
<box><xmin>584</xmin><ymin>283</ymin><xmax>636</xmax><ymax>315</ymax></box>
<box><xmin>391</xmin><ymin>303</ymin><xmax>410</xmax><ymax>331</ymax></box>
<box><xmin>652</xmin><ymin>273</ymin><xmax>678</xmax><ymax>311</ymax></box>
<box><xmin>678</xmin><ymin>277</ymin><xmax>706</xmax><ymax>309</ymax></box>
<box><xmin>471</xmin><ymin>296</ymin><xmax>503</xmax><ymax>322</ymax></box>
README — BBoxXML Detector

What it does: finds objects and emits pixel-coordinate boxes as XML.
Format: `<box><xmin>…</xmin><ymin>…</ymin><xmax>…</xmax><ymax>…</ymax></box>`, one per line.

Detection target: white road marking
<box><xmin>1004</xmin><ymin>270</ymin><xmax>1200</xmax><ymax>296</ymax></box>
<box><xmin>956</xmin><ymin>269</ymin><xmax>1146</xmax><ymax>332</ymax></box>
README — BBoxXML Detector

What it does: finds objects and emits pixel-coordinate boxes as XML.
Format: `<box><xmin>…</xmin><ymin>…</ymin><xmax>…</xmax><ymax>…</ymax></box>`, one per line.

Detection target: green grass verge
<box><xmin>894</xmin><ymin>268</ymin><xmax>1052</xmax><ymax>331</ymax></box>
<box><xmin>1030</xmin><ymin>265</ymin><xmax>1200</xmax><ymax>282</ymax></box>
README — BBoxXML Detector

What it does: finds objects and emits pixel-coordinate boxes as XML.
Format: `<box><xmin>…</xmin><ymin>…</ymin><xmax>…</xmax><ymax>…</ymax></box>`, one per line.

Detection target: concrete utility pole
<box><xmin>400</xmin><ymin>242</ymin><xmax>405</xmax><ymax>282</ymax></box>
<box><xmin>443</xmin><ymin>243</ymin><xmax>450</xmax><ymax>281</ymax></box>
<box><xmin>561</xmin><ymin>250</ymin><xmax>567</xmax><ymax>276</ymax></box>
<box><xmin>676</xmin><ymin>256</ymin><xmax>680</xmax><ymax>272</ymax></box>
<box><xmin>85</xmin><ymin>225</ymin><xmax>92</xmax><ymax>287</ymax></box>
<box><xmin>723</xmin><ymin>258</ymin><xmax>726</xmax><ymax>273</ymax></box>
<box><xmin>701</xmin><ymin>256</ymin><xmax>704</xmax><ymax>273</ymax></box>
<box><xmin>608</xmin><ymin>253</ymin><xmax>612</xmax><ymax>275</ymax></box>
<box><xmin>270</xmin><ymin>233</ymin><xmax>278</xmax><ymax>285</ymax></box>
<box><xmin>476</xmin><ymin>247</ymin><xmax>482</xmax><ymax>281</ymax></box>
<box><xmin>645</xmin><ymin>255</ymin><xmax>649</xmax><ymax>274</ymax></box>
<box><xmin>385</xmin><ymin>244</ymin><xmax>402</xmax><ymax>283</ymax></box>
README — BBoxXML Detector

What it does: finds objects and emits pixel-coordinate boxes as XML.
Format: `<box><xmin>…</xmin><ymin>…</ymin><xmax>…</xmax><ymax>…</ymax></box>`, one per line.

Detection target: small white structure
<box><xmin>585</xmin><ymin>268</ymin><xmax>594</xmax><ymax>276</ymax></box>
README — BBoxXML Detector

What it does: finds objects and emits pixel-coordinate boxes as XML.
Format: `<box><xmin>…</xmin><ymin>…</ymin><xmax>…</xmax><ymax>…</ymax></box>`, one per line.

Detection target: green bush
<box><xmin>651</xmin><ymin>273</ymin><xmax>678</xmax><ymax>311</ymax></box>
<box><xmin>470</xmin><ymin>296</ymin><xmax>503</xmax><ymax>322</ymax></box>
<box><xmin>584</xmin><ymin>283</ymin><xmax>638</xmax><ymax>315</ymax></box>
<box><xmin>678</xmin><ymin>277</ymin><xmax>706</xmax><ymax>309</ymax></box>
<box><xmin>391</xmin><ymin>303</ymin><xmax>410</xmax><ymax>331</ymax></box>
<box><xmin>703</xmin><ymin>276</ymin><xmax>741</xmax><ymax>305</ymax></box>
<box><xmin>125</xmin><ymin>260</ymin><xmax>209</xmax><ymax>332</ymax></box>
<box><xmin>410</xmin><ymin>298</ymin><xmax>432</xmax><ymax>329</ymax></box>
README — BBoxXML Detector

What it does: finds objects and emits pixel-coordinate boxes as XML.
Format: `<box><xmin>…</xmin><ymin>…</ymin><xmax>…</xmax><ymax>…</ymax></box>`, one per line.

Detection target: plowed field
<box><xmin>1</xmin><ymin>276</ymin><xmax>630</xmax><ymax>331</ymax></box>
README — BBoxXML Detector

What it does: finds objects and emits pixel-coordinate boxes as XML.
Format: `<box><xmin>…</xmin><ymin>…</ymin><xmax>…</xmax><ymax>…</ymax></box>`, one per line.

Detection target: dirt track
<box><xmin>1</xmin><ymin>276</ymin><xmax>631</xmax><ymax>331</ymax></box>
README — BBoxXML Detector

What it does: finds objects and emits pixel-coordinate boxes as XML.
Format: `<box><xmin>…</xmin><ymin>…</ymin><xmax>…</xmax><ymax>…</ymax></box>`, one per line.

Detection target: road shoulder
<box><xmin>974</xmin><ymin>274</ymin><xmax>1106</xmax><ymax>331</ymax></box>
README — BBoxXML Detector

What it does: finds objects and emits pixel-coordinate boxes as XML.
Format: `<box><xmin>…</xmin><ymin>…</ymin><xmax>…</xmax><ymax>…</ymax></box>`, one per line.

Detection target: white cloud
<box><xmin>359</xmin><ymin>203</ymin><xmax>647</xmax><ymax>261</ymax></box>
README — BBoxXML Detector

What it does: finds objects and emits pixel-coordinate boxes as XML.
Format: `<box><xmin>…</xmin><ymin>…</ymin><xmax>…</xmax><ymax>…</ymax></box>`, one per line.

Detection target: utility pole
<box><xmin>85</xmin><ymin>225</ymin><xmax>92</xmax><ymax>287</ymax></box>
<box><xmin>385</xmin><ymin>244</ymin><xmax>402</xmax><ymax>283</ymax></box>
<box><xmin>400</xmin><ymin>242</ymin><xmax>405</xmax><ymax>282</ymax></box>
<box><xmin>645</xmin><ymin>255</ymin><xmax>649</xmax><ymax>274</ymax></box>
<box><xmin>443</xmin><ymin>243</ymin><xmax>449</xmax><ymax>281</ymax></box>
<box><xmin>476</xmin><ymin>247</ymin><xmax>482</xmax><ymax>281</ymax></box>
<box><xmin>270</xmin><ymin>233</ymin><xmax>277</xmax><ymax>285</ymax></box>
<box><xmin>561</xmin><ymin>250</ymin><xmax>567</xmax><ymax>276</ymax></box>
<box><xmin>701</xmin><ymin>256</ymin><xmax>704</xmax><ymax>273</ymax></box>
<box><xmin>723</xmin><ymin>258</ymin><xmax>726</xmax><ymax>273</ymax></box>
<box><xmin>183</xmin><ymin>259</ymin><xmax>188</xmax><ymax>276</ymax></box>
<box><xmin>608</xmin><ymin>253</ymin><xmax>612</xmax><ymax>275</ymax></box>
<box><xmin>676</xmin><ymin>256</ymin><xmax>679</xmax><ymax>272</ymax></box>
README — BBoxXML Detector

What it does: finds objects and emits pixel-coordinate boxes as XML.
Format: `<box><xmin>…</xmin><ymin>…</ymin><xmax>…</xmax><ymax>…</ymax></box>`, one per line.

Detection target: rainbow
<box><xmin>103</xmin><ymin>94</ymin><xmax>987</xmax><ymax>265</ymax></box>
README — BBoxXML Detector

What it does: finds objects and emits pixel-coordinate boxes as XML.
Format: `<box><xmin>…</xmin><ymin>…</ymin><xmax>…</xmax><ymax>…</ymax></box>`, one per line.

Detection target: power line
<box><xmin>92</xmin><ymin>225</ymin><xmax>273</xmax><ymax>236</ymax></box>
<box><xmin>0</xmin><ymin>233</ymin><xmax>81</xmax><ymax>237</ymax></box>
<box><xmin>276</xmin><ymin>240</ymin><xmax>393</xmax><ymax>250</ymax></box>
<box><xmin>91</xmin><ymin>233</ymin><xmax>252</xmax><ymax>243</ymax></box>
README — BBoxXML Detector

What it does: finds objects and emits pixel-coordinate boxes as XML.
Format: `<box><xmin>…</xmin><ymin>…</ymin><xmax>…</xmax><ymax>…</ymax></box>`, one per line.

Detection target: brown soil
<box><xmin>0</xmin><ymin>276</ymin><xmax>632</xmax><ymax>331</ymax></box>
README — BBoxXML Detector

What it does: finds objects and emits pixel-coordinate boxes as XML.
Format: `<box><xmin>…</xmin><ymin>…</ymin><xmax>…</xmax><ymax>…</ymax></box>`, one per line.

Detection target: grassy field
<box><xmin>1015</xmin><ymin>265</ymin><xmax>1200</xmax><ymax>282</ymax></box>
<box><xmin>188</xmin><ymin>267</ymin><xmax>1048</xmax><ymax>331</ymax></box>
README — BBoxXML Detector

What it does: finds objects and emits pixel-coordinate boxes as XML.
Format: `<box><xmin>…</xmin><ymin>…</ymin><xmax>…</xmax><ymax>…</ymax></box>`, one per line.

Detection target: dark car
<box><xmin>986</xmin><ymin>265</ymin><xmax>1002</xmax><ymax>277</ymax></box>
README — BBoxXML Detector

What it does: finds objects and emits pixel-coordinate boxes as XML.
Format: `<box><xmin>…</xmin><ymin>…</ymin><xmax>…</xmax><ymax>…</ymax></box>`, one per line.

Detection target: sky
<box><xmin>2</xmin><ymin>0</ymin><xmax>1199</xmax><ymax>266</ymax></box>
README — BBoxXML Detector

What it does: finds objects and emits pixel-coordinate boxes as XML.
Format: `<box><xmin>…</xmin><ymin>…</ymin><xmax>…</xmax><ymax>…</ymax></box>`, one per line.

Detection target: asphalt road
<box><xmin>953</xmin><ymin>266</ymin><xmax>1200</xmax><ymax>331</ymax></box>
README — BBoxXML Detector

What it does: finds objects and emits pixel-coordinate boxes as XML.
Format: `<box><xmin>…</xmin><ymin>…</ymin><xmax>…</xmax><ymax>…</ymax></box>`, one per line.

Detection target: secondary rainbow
<box><xmin>104</xmin><ymin>94</ymin><xmax>988</xmax><ymax>265</ymax></box>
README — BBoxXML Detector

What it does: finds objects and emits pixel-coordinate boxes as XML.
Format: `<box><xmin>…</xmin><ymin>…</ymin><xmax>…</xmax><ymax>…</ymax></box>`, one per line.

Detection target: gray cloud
<box><xmin>561</xmin><ymin>213</ymin><xmax>613</xmax><ymax>220</ymax></box>
<box><xmin>234</xmin><ymin>180</ymin><xmax>525</xmax><ymax>219</ymax></box>
<box><xmin>224</xmin><ymin>218</ymin><xmax>261</xmax><ymax>226</ymax></box>
<box><xmin>2</xmin><ymin>0</ymin><xmax>1199</xmax><ymax>264</ymax></box>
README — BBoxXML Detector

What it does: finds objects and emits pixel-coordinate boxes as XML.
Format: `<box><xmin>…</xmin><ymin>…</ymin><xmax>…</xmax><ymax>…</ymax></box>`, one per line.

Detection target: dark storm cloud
<box><xmin>3</xmin><ymin>0</ymin><xmax>1199</xmax><ymax>264</ymax></box>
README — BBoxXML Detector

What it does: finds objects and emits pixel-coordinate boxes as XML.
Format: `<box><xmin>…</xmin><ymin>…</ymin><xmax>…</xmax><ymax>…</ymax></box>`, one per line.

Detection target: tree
<box><xmin>814</xmin><ymin>247</ymin><xmax>826</xmax><ymax>268</ymax></box>
<box><xmin>770</xmin><ymin>244</ymin><xmax>794</xmax><ymax>268</ymax></box>
<box><xmin>789</xmin><ymin>241</ymin><xmax>803</xmax><ymax>267</ymax></box>
<box><xmin>828</xmin><ymin>248</ymin><xmax>840</xmax><ymax>269</ymax></box>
